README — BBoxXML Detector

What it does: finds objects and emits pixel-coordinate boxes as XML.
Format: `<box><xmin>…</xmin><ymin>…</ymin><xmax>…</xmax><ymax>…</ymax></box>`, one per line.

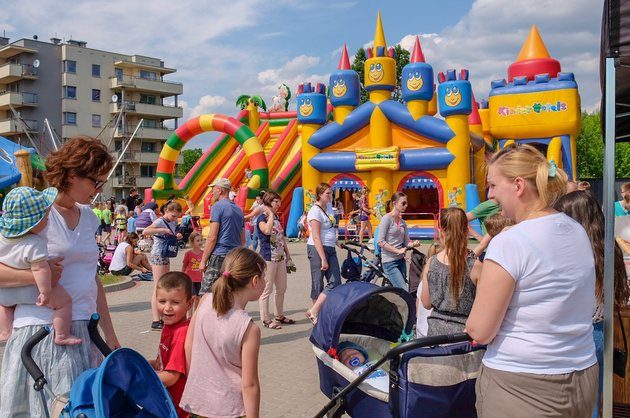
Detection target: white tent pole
<box><xmin>44</xmin><ymin>118</ymin><xmax>59</xmax><ymax>151</ymax></box>
<box><xmin>602</xmin><ymin>56</ymin><xmax>616</xmax><ymax>418</ymax></box>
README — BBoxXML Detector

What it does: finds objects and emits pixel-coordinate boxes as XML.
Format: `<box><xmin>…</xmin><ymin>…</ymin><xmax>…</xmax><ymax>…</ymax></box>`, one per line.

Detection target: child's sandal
<box><xmin>274</xmin><ymin>315</ymin><xmax>295</xmax><ymax>325</ymax></box>
<box><xmin>262</xmin><ymin>320</ymin><xmax>282</xmax><ymax>329</ymax></box>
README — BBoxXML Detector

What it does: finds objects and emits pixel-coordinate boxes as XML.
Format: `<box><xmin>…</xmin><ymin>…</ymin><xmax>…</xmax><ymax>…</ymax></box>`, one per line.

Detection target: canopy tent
<box><xmin>601</xmin><ymin>0</ymin><xmax>630</xmax><ymax>415</ymax></box>
<box><xmin>601</xmin><ymin>0</ymin><xmax>630</xmax><ymax>142</ymax></box>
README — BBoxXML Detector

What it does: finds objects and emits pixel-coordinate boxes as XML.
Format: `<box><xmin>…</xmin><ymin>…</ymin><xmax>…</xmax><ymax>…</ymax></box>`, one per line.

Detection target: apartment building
<box><xmin>0</xmin><ymin>36</ymin><xmax>183</xmax><ymax>200</ymax></box>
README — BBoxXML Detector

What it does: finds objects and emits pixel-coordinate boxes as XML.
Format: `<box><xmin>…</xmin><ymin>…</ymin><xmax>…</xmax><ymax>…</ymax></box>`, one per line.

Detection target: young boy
<box><xmin>150</xmin><ymin>272</ymin><xmax>193</xmax><ymax>417</ymax></box>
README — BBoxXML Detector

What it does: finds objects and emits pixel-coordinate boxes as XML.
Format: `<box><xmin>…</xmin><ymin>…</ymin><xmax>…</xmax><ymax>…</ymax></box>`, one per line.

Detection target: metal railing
<box><xmin>111</xmin><ymin>74</ymin><xmax>182</xmax><ymax>87</ymax></box>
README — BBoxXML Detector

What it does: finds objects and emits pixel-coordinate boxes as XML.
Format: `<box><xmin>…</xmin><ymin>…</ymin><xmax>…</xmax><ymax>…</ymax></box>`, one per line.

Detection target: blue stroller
<box><xmin>21</xmin><ymin>314</ymin><xmax>178</xmax><ymax>417</ymax></box>
<box><xmin>311</xmin><ymin>282</ymin><xmax>485</xmax><ymax>418</ymax></box>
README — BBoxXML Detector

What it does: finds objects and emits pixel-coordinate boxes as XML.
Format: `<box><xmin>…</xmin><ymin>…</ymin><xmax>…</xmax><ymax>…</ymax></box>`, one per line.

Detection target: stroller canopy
<box><xmin>69</xmin><ymin>348</ymin><xmax>177</xmax><ymax>417</ymax></box>
<box><xmin>310</xmin><ymin>282</ymin><xmax>416</xmax><ymax>353</ymax></box>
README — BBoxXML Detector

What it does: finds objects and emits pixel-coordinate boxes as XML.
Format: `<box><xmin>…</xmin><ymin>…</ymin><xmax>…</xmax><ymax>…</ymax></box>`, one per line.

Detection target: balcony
<box><xmin>112</xmin><ymin>176</ymin><xmax>137</xmax><ymax>188</ymax></box>
<box><xmin>0</xmin><ymin>91</ymin><xmax>38</xmax><ymax>110</ymax></box>
<box><xmin>0</xmin><ymin>63</ymin><xmax>38</xmax><ymax>84</ymax></box>
<box><xmin>113</xmin><ymin>125</ymin><xmax>174</xmax><ymax>140</ymax></box>
<box><xmin>0</xmin><ymin>118</ymin><xmax>38</xmax><ymax>135</ymax></box>
<box><xmin>114</xmin><ymin>150</ymin><xmax>136</xmax><ymax>162</ymax></box>
<box><xmin>110</xmin><ymin>75</ymin><xmax>182</xmax><ymax>96</ymax></box>
<box><xmin>110</xmin><ymin>101</ymin><xmax>182</xmax><ymax>119</ymax></box>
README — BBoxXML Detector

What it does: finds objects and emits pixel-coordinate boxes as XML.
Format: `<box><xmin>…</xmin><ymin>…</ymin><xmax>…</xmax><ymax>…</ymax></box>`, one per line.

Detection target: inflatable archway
<box><xmin>152</xmin><ymin>114</ymin><xmax>269</xmax><ymax>200</ymax></box>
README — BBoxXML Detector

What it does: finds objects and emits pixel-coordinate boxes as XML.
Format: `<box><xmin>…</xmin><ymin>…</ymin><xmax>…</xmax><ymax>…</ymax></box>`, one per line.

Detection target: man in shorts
<box><xmin>199</xmin><ymin>178</ymin><xmax>245</xmax><ymax>294</ymax></box>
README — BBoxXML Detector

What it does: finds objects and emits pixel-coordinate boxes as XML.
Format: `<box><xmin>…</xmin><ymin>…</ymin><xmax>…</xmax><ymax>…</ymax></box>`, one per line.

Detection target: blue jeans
<box><xmin>592</xmin><ymin>321</ymin><xmax>603</xmax><ymax>418</ymax></box>
<box><xmin>382</xmin><ymin>258</ymin><xmax>407</xmax><ymax>289</ymax></box>
<box><xmin>252</xmin><ymin>229</ymin><xmax>260</xmax><ymax>251</ymax></box>
<box><xmin>307</xmin><ymin>245</ymin><xmax>341</xmax><ymax>299</ymax></box>
<box><xmin>245</xmin><ymin>229</ymin><xmax>252</xmax><ymax>248</ymax></box>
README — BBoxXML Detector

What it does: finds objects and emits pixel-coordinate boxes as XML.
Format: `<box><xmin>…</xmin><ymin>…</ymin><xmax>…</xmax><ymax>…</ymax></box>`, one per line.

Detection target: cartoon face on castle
<box><xmin>444</xmin><ymin>86</ymin><xmax>462</xmax><ymax>107</ymax></box>
<box><xmin>368</xmin><ymin>62</ymin><xmax>384</xmax><ymax>83</ymax></box>
<box><xmin>406</xmin><ymin>71</ymin><xmax>424</xmax><ymax>91</ymax></box>
<box><xmin>364</xmin><ymin>56</ymin><xmax>396</xmax><ymax>91</ymax></box>
<box><xmin>299</xmin><ymin>97</ymin><xmax>314</xmax><ymax>117</ymax></box>
<box><xmin>332</xmin><ymin>78</ymin><xmax>347</xmax><ymax>97</ymax></box>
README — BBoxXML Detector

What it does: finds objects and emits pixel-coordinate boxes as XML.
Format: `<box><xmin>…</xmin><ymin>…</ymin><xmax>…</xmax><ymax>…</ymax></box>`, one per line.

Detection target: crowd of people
<box><xmin>0</xmin><ymin>134</ymin><xmax>629</xmax><ymax>417</ymax></box>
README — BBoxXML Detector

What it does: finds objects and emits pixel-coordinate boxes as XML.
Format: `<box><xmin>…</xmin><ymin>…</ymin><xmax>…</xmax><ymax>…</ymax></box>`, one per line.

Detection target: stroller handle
<box><xmin>88</xmin><ymin>313</ymin><xmax>113</xmax><ymax>357</ymax></box>
<box><xmin>21</xmin><ymin>314</ymin><xmax>113</xmax><ymax>392</ymax></box>
<box><xmin>313</xmin><ymin>333</ymin><xmax>473</xmax><ymax>418</ymax></box>
<box><xmin>343</xmin><ymin>240</ymin><xmax>372</xmax><ymax>252</ymax></box>
<box><xmin>20</xmin><ymin>326</ymin><xmax>51</xmax><ymax>391</ymax></box>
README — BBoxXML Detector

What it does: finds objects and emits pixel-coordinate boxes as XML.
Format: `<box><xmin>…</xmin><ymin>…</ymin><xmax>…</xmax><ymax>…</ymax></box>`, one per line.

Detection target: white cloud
<box><xmin>392</xmin><ymin>0</ymin><xmax>603</xmax><ymax>110</ymax></box>
<box><xmin>181</xmin><ymin>95</ymin><xmax>228</xmax><ymax>120</ymax></box>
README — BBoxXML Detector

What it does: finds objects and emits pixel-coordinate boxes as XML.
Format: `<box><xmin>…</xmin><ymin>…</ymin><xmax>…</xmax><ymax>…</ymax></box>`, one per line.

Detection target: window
<box><xmin>114</xmin><ymin>165</ymin><xmax>123</xmax><ymax>176</ymax></box>
<box><xmin>115</xmin><ymin>67</ymin><xmax>123</xmax><ymax>80</ymax></box>
<box><xmin>140</xmin><ymin>165</ymin><xmax>156</xmax><ymax>177</ymax></box>
<box><xmin>141</xmin><ymin>142</ymin><xmax>156</xmax><ymax>153</ymax></box>
<box><xmin>114</xmin><ymin>141</ymin><xmax>123</xmax><ymax>151</ymax></box>
<box><xmin>92</xmin><ymin>114</ymin><xmax>101</xmax><ymax>128</ymax></box>
<box><xmin>139</xmin><ymin>70</ymin><xmax>157</xmax><ymax>80</ymax></box>
<box><xmin>139</xmin><ymin>94</ymin><xmax>156</xmax><ymax>105</ymax></box>
<box><xmin>142</xmin><ymin>119</ymin><xmax>158</xmax><ymax>129</ymax></box>
<box><xmin>92</xmin><ymin>64</ymin><xmax>100</xmax><ymax>77</ymax></box>
<box><xmin>63</xmin><ymin>112</ymin><xmax>77</xmax><ymax>125</ymax></box>
<box><xmin>92</xmin><ymin>89</ymin><xmax>101</xmax><ymax>102</ymax></box>
<box><xmin>63</xmin><ymin>60</ymin><xmax>76</xmax><ymax>73</ymax></box>
<box><xmin>64</xmin><ymin>85</ymin><xmax>76</xmax><ymax>99</ymax></box>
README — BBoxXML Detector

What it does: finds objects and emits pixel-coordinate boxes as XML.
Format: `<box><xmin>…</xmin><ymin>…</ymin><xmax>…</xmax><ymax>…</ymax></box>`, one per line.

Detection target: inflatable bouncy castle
<box><xmin>290</xmin><ymin>15</ymin><xmax>580</xmax><ymax>238</ymax></box>
<box><xmin>149</xmin><ymin>13</ymin><xmax>580</xmax><ymax>239</ymax></box>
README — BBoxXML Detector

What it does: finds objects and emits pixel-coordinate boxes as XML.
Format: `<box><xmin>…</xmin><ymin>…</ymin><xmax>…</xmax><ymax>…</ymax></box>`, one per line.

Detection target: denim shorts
<box><xmin>307</xmin><ymin>244</ymin><xmax>341</xmax><ymax>300</ymax></box>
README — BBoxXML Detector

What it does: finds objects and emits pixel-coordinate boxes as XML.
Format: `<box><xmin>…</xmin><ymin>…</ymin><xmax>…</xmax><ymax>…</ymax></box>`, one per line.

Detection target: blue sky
<box><xmin>0</xmin><ymin>0</ymin><xmax>602</xmax><ymax>148</ymax></box>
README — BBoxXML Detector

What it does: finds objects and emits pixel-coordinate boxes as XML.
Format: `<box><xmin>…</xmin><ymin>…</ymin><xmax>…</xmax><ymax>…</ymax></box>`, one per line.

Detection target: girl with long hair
<box><xmin>420</xmin><ymin>207</ymin><xmax>482</xmax><ymax>335</ymax></box>
<box><xmin>554</xmin><ymin>190</ymin><xmax>629</xmax><ymax>417</ymax></box>
<box><xmin>182</xmin><ymin>248</ymin><xmax>265</xmax><ymax>418</ymax></box>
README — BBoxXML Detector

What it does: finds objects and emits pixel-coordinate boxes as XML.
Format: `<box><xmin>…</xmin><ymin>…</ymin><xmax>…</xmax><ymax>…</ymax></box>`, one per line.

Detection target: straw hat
<box><xmin>0</xmin><ymin>187</ymin><xmax>57</xmax><ymax>238</ymax></box>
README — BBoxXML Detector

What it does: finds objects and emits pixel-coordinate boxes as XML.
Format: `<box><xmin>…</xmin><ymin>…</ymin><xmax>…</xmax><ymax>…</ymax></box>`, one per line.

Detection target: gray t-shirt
<box><xmin>378</xmin><ymin>213</ymin><xmax>409</xmax><ymax>263</ymax></box>
<box><xmin>211</xmin><ymin>198</ymin><xmax>244</xmax><ymax>256</ymax></box>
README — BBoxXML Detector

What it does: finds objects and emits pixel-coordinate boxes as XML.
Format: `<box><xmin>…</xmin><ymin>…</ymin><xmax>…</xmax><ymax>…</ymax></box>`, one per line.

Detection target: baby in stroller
<box><xmin>338</xmin><ymin>341</ymin><xmax>389</xmax><ymax>392</ymax></box>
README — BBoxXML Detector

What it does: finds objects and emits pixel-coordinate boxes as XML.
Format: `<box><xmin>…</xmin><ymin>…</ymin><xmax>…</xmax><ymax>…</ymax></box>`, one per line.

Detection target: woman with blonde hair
<box><xmin>466</xmin><ymin>144</ymin><xmax>598</xmax><ymax>417</ymax></box>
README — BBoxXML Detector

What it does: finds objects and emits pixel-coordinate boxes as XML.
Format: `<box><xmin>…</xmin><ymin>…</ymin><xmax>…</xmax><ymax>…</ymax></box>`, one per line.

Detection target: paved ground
<box><xmin>0</xmin><ymin>242</ymin><xmax>342</xmax><ymax>417</ymax></box>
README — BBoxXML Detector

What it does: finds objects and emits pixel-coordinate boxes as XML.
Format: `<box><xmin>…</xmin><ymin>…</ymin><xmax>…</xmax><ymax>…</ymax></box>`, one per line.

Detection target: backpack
<box><xmin>341</xmin><ymin>251</ymin><xmax>362</xmax><ymax>282</ymax></box>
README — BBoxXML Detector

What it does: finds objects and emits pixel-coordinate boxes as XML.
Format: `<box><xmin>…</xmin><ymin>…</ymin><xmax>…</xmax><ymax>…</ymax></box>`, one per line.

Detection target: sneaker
<box><xmin>150</xmin><ymin>320</ymin><xmax>163</xmax><ymax>331</ymax></box>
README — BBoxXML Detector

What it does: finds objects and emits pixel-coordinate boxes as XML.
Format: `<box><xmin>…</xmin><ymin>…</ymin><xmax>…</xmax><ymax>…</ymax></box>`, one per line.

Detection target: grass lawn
<box><xmin>99</xmin><ymin>274</ymin><xmax>125</xmax><ymax>286</ymax></box>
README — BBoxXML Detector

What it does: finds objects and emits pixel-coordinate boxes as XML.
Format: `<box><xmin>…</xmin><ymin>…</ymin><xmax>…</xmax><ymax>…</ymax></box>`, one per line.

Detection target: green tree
<box><xmin>177</xmin><ymin>148</ymin><xmax>203</xmax><ymax>177</ymax></box>
<box><xmin>350</xmin><ymin>45</ymin><xmax>411</xmax><ymax>105</ymax></box>
<box><xmin>576</xmin><ymin>111</ymin><xmax>630</xmax><ymax>178</ymax></box>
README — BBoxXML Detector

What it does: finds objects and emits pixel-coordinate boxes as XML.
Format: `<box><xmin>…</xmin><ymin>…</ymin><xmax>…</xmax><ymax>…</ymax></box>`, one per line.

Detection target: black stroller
<box><xmin>177</xmin><ymin>215</ymin><xmax>201</xmax><ymax>249</ymax></box>
<box><xmin>311</xmin><ymin>282</ymin><xmax>485</xmax><ymax>418</ymax></box>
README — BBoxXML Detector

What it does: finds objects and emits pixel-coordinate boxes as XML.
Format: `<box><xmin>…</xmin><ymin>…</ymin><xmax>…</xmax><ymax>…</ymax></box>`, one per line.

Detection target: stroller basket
<box><xmin>311</xmin><ymin>282</ymin><xmax>484</xmax><ymax>418</ymax></box>
<box><xmin>22</xmin><ymin>313</ymin><xmax>177</xmax><ymax>418</ymax></box>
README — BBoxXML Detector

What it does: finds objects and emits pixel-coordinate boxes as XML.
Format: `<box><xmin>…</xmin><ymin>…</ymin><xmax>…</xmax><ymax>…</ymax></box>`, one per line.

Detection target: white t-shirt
<box><xmin>482</xmin><ymin>212</ymin><xmax>597</xmax><ymax>374</ymax></box>
<box><xmin>0</xmin><ymin>234</ymin><xmax>48</xmax><ymax>269</ymax></box>
<box><xmin>109</xmin><ymin>242</ymin><xmax>130</xmax><ymax>272</ymax></box>
<box><xmin>14</xmin><ymin>204</ymin><xmax>100</xmax><ymax>327</ymax></box>
<box><xmin>307</xmin><ymin>204</ymin><xmax>337</xmax><ymax>247</ymax></box>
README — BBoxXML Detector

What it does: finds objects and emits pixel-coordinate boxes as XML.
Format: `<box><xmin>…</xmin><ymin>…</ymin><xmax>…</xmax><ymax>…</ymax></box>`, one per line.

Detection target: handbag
<box><xmin>614</xmin><ymin>306</ymin><xmax>628</xmax><ymax>378</ymax></box>
<box><xmin>160</xmin><ymin>218</ymin><xmax>179</xmax><ymax>258</ymax></box>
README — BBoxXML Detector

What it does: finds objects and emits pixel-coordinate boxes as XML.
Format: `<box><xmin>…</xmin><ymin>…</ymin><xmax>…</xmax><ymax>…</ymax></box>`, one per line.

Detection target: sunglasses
<box><xmin>86</xmin><ymin>176</ymin><xmax>108</xmax><ymax>189</ymax></box>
